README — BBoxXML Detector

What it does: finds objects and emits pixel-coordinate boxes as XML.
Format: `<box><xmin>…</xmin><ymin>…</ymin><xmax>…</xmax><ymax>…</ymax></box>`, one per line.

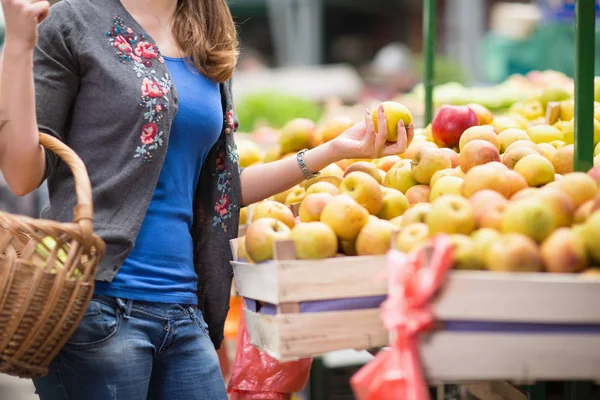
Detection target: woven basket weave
<box><xmin>0</xmin><ymin>133</ymin><xmax>105</xmax><ymax>379</ymax></box>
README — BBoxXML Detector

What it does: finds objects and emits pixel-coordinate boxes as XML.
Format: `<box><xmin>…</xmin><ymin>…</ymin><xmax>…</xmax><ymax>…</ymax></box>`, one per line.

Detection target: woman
<box><xmin>0</xmin><ymin>0</ymin><xmax>413</xmax><ymax>399</ymax></box>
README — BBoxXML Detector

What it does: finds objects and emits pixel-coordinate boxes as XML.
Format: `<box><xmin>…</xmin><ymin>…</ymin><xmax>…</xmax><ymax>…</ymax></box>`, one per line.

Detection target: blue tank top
<box><xmin>95</xmin><ymin>57</ymin><xmax>223</xmax><ymax>304</ymax></box>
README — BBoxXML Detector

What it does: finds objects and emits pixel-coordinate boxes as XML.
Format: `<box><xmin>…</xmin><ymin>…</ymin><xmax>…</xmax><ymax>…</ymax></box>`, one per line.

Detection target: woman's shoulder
<box><xmin>42</xmin><ymin>0</ymin><xmax>116</xmax><ymax>33</ymax></box>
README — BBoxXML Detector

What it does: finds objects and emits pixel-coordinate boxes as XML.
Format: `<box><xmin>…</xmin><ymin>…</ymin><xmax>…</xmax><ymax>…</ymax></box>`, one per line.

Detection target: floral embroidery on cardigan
<box><xmin>106</xmin><ymin>16</ymin><xmax>173</xmax><ymax>162</ymax></box>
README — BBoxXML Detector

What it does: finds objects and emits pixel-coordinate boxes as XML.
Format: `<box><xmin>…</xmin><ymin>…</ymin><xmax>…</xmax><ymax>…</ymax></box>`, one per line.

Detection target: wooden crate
<box><xmin>232</xmin><ymin>237</ymin><xmax>600</xmax><ymax>381</ymax></box>
<box><xmin>231</xmin><ymin>238</ymin><xmax>389</xmax><ymax>361</ymax></box>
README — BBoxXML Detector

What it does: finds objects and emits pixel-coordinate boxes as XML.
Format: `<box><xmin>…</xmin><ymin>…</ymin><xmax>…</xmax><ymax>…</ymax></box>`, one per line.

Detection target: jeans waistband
<box><xmin>93</xmin><ymin>294</ymin><xmax>198</xmax><ymax>320</ymax></box>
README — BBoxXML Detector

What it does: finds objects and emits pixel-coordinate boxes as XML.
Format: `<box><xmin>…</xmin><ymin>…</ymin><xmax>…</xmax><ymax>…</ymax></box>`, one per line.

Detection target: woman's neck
<box><xmin>120</xmin><ymin>0</ymin><xmax>177</xmax><ymax>23</ymax></box>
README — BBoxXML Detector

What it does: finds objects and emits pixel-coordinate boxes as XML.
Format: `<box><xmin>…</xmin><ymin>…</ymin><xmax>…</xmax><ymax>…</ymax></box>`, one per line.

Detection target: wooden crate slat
<box><xmin>233</xmin><ymin>262</ymin><xmax>281</xmax><ymax>304</ymax></box>
<box><xmin>421</xmin><ymin>332</ymin><xmax>600</xmax><ymax>382</ymax></box>
<box><xmin>435</xmin><ymin>271</ymin><xmax>600</xmax><ymax>324</ymax></box>
<box><xmin>244</xmin><ymin>308</ymin><xmax>388</xmax><ymax>362</ymax></box>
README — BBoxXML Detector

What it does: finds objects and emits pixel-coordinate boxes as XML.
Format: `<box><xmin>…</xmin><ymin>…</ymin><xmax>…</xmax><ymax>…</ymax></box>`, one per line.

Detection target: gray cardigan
<box><xmin>35</xmin><ymin>0</ymin><xmax>241</xmax><ymax>349</ymax></box>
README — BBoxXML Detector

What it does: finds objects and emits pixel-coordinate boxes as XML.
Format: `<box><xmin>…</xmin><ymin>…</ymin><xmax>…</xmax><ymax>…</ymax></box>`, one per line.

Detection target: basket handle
<box><xmin>39</xmin><ymin>132</ymin><xmax>94</xmax><ymax>242</ymax></box>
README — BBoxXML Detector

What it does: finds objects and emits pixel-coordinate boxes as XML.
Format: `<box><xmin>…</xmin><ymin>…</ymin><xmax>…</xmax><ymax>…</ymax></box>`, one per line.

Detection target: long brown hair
<box><xmin>172</xmin><ymin>0</ymin><xmax>239</xmax><ymax>83</ymax></box>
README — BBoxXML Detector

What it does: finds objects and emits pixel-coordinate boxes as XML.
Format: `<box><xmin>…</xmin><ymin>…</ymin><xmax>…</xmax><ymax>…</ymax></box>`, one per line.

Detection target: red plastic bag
<box><xmin>351</xmin><ymin>235</ymin><xmax>454</xmax><ymax>400</ymax></box>
<box><xmin>227</xmin><ymin>313</ymin><xmax>312</xmax><ymax>400</ymax></box>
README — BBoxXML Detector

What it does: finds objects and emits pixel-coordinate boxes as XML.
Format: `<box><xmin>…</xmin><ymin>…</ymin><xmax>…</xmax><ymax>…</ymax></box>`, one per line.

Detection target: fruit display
<box><xmin>240</xmin><ymin>99</ymin><xmax>600</xmax><ymax>275</ymax></box>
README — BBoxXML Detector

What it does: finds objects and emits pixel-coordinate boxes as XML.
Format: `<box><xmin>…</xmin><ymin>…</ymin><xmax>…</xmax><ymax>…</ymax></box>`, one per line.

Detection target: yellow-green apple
<box><xmin>263</xmin><ymin>145</ymin><xmax>283</xmax><ymax>164</ymax></box>
<box><xmin>431</xmin><ymin>105</ymin><xmax>479</xmax><ymax>148</ymax></box>
<box><xmin>340</xmin><ymin>171</ymin><xmax>384</xmax><ymax>214</ymax></box>
<box><xmin>318</xmin><ymin>116</ymin><xmax>354</xmax><ymax>143</ymax></box>
<box><xmin>426</xmin><ymin>194</ymin><xmax>476</xmax><ymax>235</ymax></box>
<box><xmin>459</xmin><ymin>140</ymin><xmax>501</xmax><ymax>173</ymax></box>
<box><xmin>405</xmin><ymin>185</ymin><xmax>431</xmax><ymax>205</ymax></box>
<box><xmin>306</xmin><ymin>181</ymin><xmax>339</xmax><ymax>196</ymax></box>
<box><xmin>596</xmin><ymin>142</ymin><xmax>600</xmax><ymax>156</ymax></box>
<box><xmin>377</xmin><ymin>187</ymin><xmax>409</xmax><ymax>220</ymax></box>
<box><xmin>555</xmin><ymin>172</ymin><xmax>598</xmax><ymax>208</ymax></box>
<box><xmin>526</xmin><ymin>124</ymin><xmax>564</xmax><ymax>144</ymax></box>
<box><xmin>371</xmin><ymin>101</ymin><xmax>413</xmax><ymax>142</ymax></box>
<box><xmin>239</xmin><ymin>207</ymin><xmax>248</xmax><ymax>226</ymax></box>
<box><xmin>588</xmin><ymin>165</ymin><xmax>600</xmax><ymax>185</ymax></box>
<box><xmin>402</xmin><ymin>141</ymin><xmax>438</xmax><ymax>160</ymax></box>
<box><xmin>540</xmin><ymin>228</ymin><xmax>588</xmax><ymax>273</ymax></box>
<box><xmin>320</xmin><ymin>194</ymin><xmax>369</xmax><ymax>240</ymax></box>
<box><xmin>504</xmin><ymin>140</ymin><xmax>541</xmax><ymax>155</ymax></box>
<box><xmin>245</xmin><ymin>218</ymin><xmax>292</xmax><ymax>263</ymax></box>
<box><xmin>356</xmin><ymin>218</ymin><xmax>397</xmax><ymax>256</ymax></box>
<box><xmin>430</xmin><ymin>168</ymin><xmax>464</xmax><ymax>188</ymax></box>
<box><xmin>486</xmin><ymin>161</ymin><xmax>509</xmax><ymax>172</ymax></box>
<box><xmin>252</xmin><ymin>200</ymin><xmax>296</xmax><ymax>228</ymax></box>
<box><xmin>468</xmin><ymin>103</ymin><xmax>494</xmax><ymax>125</ymax></box>
<box><xmin>471</xmin><ymin>228</ymin><xmax>500</xmax><ymax>265</ymax></box>
<box><xmin>563</xmin><ymin>118</ymin><xmax>600</xmax><ymax>146</ymax></box>
<box><xmin>507</xmin><ymin>113</ymin><xmax>529</xmax><ymax>129</ymax></box>
<box><xmin>511</xmin><ymin>187</ymin><xmax>539</xmax><ymax>201</ymax></box>
<box><xmin>552</xmin><ymin>144</ymin><xmax>574</xmax><ymax>175</ymax></box>
<box><xmin>491</xmin><ymin>116</ymin><xmax>522</xmax><ymax>132</ymax></box>
<box><xmin>373</xmin><ymin>155</ymin><xmax>402</xmax><ymax>172</ymax></box>
<box><xmin>503</xmin><ymin>170</ymin><xmax>529</xmax><ymax>198</ymax></box>
<box><xmin>469</xmin><ymin>189</ymin><xmax>507</xmax><ymax>230</ymax></box>
<box><xmin>411</xmin><ymin>147</ymin><xmax>453</xmax><ymax>184</ymax></box>
<box><xmin>237</xmin><ymin>140</ymin><xmax>264</xmax><ymax>168</ymax></box>
<box><xmin>536</xmin><ymin>188</ymin><xmax>575</xmax><ymax>228</ymax></box>
<box><xmin>299</xmin><ymin>193</ymin><xmax>334</xmax><ymax>222</ymax></box>
<box><xmin>485</xmin><ymin>233</ymin><xmax>542</xmax><ymax>272</ymax></box>
<box><xmin>395</xmin><ymin>223</ymin><xmax>429</xmax><ymax>253</ymax></box>
<box><xmin>497</xmin><ymin>129</ymin><xmax>530</xmax><ymax>153</ymax></box>
<box><xmin>514</xmin><ymin>154</ymin><xmax>555</xmax><ymax>187</ymax></box>
<box><xmin>438</xmin><ymin>148</ymin><xmax>460</xmax><ymax>168</ymax></box>
<box><xmin>237</xmin><ymin>236</ymin><xmax>254</xmax><ymax>263</ymax></box>
<box><xmin>291</xmin><ymin>222</ymin><xmax>338</xmax><ymax>259</ymax></box>
<box><xmin>537</xmin><ymin>143</ymin><xmax>558</xmax><ymax>161</ymax></box>
<box><xmin>383</xmin><ymin>163</ymin><xmax>418</xmax><ymax>193</ymax></box>
<box><xmin>401</xmin><ymin>203</ymin><xmax>432</xmax><ymax>226</ymax></box>
<box><xmin>449</xmin><ymin>234</ymin><xmax>482</xmax><ymax>270</ymax></box>
<box><xmin>501</xmin><ymin>198</ymin><xmax>556</xmax><ymax>242</ymax></box>
<box><xmin>575</xmin><ymin>200</ymin><xmax>594</xmax><ymax>223</ymax></box>
<box><xmin>285</xmin><ymin>186</ymin><xmax>307</xmax><ymax>206</ymax></box>
<box><xmin>278</xmin><ymin>118</ymin><xmax>317</xmax><ymax>154</ymax></box>
<box><xmin>462</xmin><ymin>164</ymin><xmax>511</xmax><ymax>198</ymax></box>
<box><xmin>273</xmin><ymin>186</ymin><xmax>296</xmax><ymax>204</ymax></box>
<box><xmin>390</xmin><ymin>216</ymin><xmax>404</xmax><ymax>228</ymax></box>
<box><xmin>344</xmin><ymin>161</ymin><xmax>383</xmax><ymax>183</ymax></box>
<box><xmin>430</xmin><ymin>176</ymin><xmax>463</xmax><ymax>202</ymax></box>
<box><xmin>583</xmin><ymin>211</ymin><xmax>600</xmax><ymax>262</ymax></box>
<box><xmin>458</xmin><ymin>125</ymin><xmax>500</xmax><ymax>151</ymax></box>
<box><xmin>300</xmin><ymin>163</ymin><xmax>344</xmax><ymax>189</ymax></box>
<box><xmin>502</xmin><ymin>147</ymin><xmax>540</xmax><ymax>170</ymax></box>
<box><xmin>550</xmin><ymin>140</ymin><xmax>566</xmax><ymax>149</ymax></box>
<box><xmin>510</xmin><ymin>100</ymin><xmax>544</xmax><ymax>120</ymax></box>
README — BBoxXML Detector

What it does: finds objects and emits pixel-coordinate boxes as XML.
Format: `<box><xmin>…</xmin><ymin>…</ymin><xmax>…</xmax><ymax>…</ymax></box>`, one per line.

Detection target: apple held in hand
<box><xmin>431</xmin><ymin>105</ymin><xmax>479</xmax><ymax>148</ymax></box>
<box><xmin>371</xmin><ymin>101</ymin><xmax>413</xmax><ymax>142</ymax></box>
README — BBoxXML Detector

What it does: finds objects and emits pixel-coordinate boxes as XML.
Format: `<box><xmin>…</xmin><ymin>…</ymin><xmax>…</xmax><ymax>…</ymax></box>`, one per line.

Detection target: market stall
<box><xmin>227</xmin><ymin>1</ymin><xmax>600</xmax><ymax>399</ymax></box>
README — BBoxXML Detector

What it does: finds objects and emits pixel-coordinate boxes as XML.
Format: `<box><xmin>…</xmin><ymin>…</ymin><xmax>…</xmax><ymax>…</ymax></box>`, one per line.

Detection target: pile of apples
<box><xmin>239</xmin><ymin>99</ymin><xmax>600</xmax><ymax>275</ymax></box>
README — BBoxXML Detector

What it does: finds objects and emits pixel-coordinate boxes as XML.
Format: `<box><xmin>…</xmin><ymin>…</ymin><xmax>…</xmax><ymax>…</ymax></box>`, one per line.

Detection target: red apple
<box><xmin>431</xmin><ymin>105</ymin><xmax>479</xmax><ymax>148</ymax></box>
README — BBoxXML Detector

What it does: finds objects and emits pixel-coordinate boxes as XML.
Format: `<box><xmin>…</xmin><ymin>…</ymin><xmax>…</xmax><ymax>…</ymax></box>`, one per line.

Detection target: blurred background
<box><xmin>0</xmin><ymin>0</ymin><xmax>597</xmax><ymax>399</ymax></box>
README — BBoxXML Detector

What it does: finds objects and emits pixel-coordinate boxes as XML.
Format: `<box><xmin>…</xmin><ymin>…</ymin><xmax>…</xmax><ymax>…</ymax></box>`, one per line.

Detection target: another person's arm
<box><xmin>240</xmin><ymin>106</ymin><xmax>414</xmax><ymax>206</ymax></box>
<box><xmin>0</xmin><ymin>0</ymin><xmax>50</xmax><ymax>196</ymax></box>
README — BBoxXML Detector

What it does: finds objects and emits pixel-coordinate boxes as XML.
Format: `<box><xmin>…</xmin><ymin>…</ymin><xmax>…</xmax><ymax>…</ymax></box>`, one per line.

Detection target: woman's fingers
<box><xmin>406</xmin><ymin>123</ymin><xmax>415</xmax><ymax>146</ymax></box>
<box><xmin>29</xmin><ymin>1</ymin><xmax>50</xmax><ymax>23</ymax></box>
<box><xmin>381</xmin><ymin>121</ymin><xmax>412</xmax><ymax>157</ymax></box>
<box><xmin>374</xmin><ymin>105</ymin><xmax>388</xmax><ymax>155</ymax></box>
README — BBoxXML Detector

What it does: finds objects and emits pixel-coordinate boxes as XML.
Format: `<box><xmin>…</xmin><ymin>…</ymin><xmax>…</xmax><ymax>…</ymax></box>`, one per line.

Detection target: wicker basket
<box><xmin>0</xmin><ymin>133</ymin><xmax>105</xmax><ymax>379</ymax></box>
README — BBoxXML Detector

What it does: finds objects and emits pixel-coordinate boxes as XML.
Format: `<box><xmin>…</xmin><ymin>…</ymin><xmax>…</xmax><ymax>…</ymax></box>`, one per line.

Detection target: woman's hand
<box><xmin>329</xmin><ymin>104</ymin><xmax>415</xmax><ymax>160</ymax></box>
<box><xmin>2</xmin><ymin>0</ymin><xmax>50</xmax><ymax>51</ymax></box>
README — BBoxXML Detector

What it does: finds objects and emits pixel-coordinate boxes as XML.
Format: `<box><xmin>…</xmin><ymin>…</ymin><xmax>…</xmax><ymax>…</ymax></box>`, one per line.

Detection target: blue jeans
<box><xmin>32</xmin><ymin>295</ymin><xmax>227</xmax><ymax>400</ymax></box>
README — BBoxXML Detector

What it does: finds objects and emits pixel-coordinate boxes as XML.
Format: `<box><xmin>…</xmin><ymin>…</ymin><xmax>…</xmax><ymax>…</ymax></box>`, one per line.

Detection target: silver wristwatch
<box><xmin>296</xmin><ymin>149</ymin><xmax>320</xmax><ymax>180</ymax></box>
